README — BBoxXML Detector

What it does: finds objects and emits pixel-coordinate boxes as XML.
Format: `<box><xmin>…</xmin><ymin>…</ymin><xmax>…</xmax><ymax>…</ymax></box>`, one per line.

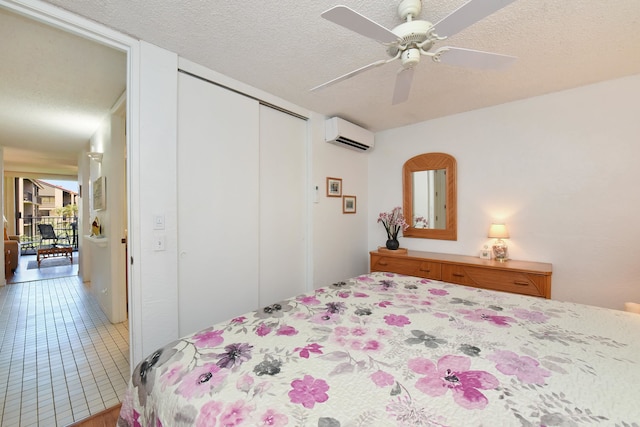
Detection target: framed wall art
<box><xmin>92</xmin><ymin>176</ymin><xmax>106</xmax><ymax>211</ymax></box>
<box><xmin>343</xmin><ymin>195</ymin><xmax>356</xmax><ymax>214</ymax></box>
<box><xmin>327</xmin><ymin>177</ymin><xmax>342</xmax><ymax>197</ymax></box>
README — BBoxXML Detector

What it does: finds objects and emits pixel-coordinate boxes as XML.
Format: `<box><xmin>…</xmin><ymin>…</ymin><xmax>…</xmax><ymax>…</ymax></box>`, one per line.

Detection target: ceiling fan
<box><xmin>311</xmin><ymin>0</ymin><xmax>518</xmax><ymax>104</ymax></box>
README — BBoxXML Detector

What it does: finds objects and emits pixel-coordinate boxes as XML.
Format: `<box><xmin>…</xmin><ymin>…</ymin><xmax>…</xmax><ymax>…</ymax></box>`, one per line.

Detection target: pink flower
<box><xmin>192</xmin><ymin>329</ymin><xmax>224</xmax><ymax>347</ymax></box>
<box><xmin>459</xmin><ymin>308</ymin><xmax>515</xmax><ymax>327</ymax></box>
<box><xmin>363</xmin><ymin>340</ymin><xmax>381</xmax><ymax>351</ymax></box>
<box><xmin>310</xmin><ymin>311</ymin><xmax>340</xmax><ymax>325</ymax></box>
<box><xmin>349</xmin><ymin>340</ymin><xmax>363</xmax><ymax>351</ymax></box>
<box><xmin>254</xmin><ymin>381</ymin><xmax>272</xmax><ymax>397</ymax></box>
<box><xmin>370</xmin><ymin>370</ymin><xmax>395</xmax><ymax>387</ymax></box>
<box><xmin>353</xmin><ymin>292</ymin><xmax>369</xmax><ymax>298</ymax></box>
<box><xmin>288</xmin><ymin>375</ymin><xmax>330</xmax><ymax>408</ymax></box>
<box><xmin>351</xmin><ymin>326</ymin><xmax>367</xmax><ymax>336</ymax></box>
<box><xmin>434</xmin><ymin>312</ymin><xmax>449</xmax><ymax>319</ymax></box>
<box><xmin>159</xmin><ymin>362</ymin><xmax>183</xmax><ymax>390</ymax></box>
<box><xmin>378</xmin><ymin>300</ymin><xmax>393</xmax><ymax>308</ymax></box>
<box><xmin>177</xmin><ymin>363</ymin><xmax>228</xmax><ymax>399</ymax></box>
<box><xmin>408</xmin><ymin>355</ymin><xmax>499</xmax><ymax>410</ymax></box>
<box><xmin>294</xmin><ymin>343</ymin><xmax>323</xmax><ymax>359</ymax></box>
<box><xmin>377</xmin><ymin>207</ymin><xmax>409</xmax><ymax>239</ymax></box>
<box><xmin>384</xmin><ymin>314</ymin><xmax>411</xmax><ymax>327</ymax></box>
<box><xmin>487</xmin><ymin>350</ymin><xmax>551</xmax><ymax>385</ymax></box>
<box><xmin>334</xmin><ymin>326</ymin><xmax>349</xmax><ymax>336</ymax></box>
<box><xmin>376</xmin><ymin>328</ymin><xmax>393</xmax><ymax>338</ymax></box>
<box><xmin>512</xmin><ymin>308</ymin><xmax>550</xmax><ymax>323</ymax></box>
<box><xmin>297</xmin><ymin>295</ymin><xmax>320</xmax><ymax>305</ymax></box>
<box><xmin>236</xmin><ymin>373</ymin><xmax>254</xmax><ymax>393</ymax></box>
<box><xmin>196</xmin><ymin>401</ymin><xmax>223</xmax><ymax>427</ymax></box>
<box><xmin>259</xmin><ymin>409</ymin><xmax>289</xmax><ymax>426</ymax></box>
<box><xmin>429</xmin><ymin>288</ymin><xmax>449</xmax><ymax>296</ymax></box>
<box><xmin>276</xmin><ymin>325</ymin><xmax>298</xmax><ymax>336</ymax></box>
<box><xmin>218</xmin><ymin>400</ymin><xmax>254</xmax><ymax>426</ymax></box>
<box><xmin>256</xmin><ymin>323</ymin><xmax>272</xmax><ymax>337</ymax></box>
<box><xmin>231</xmin><ymin>316</ymin><xmax>246</xmax><ymax>324</ymax></box>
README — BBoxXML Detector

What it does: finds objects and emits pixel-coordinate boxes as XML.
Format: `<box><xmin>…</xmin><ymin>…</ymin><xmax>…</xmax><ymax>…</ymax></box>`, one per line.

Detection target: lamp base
<box><xmin>492</xmin><ymin>240</ymin><xmax>509</xmax><ymax>262</ymax></box>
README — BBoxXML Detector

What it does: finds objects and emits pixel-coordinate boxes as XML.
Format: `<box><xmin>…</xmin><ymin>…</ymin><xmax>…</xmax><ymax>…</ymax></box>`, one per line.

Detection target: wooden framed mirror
<box><xmin>402</xmin><ymin>153</ymin><xmax>457</xmax><ymax>240</ymax></box>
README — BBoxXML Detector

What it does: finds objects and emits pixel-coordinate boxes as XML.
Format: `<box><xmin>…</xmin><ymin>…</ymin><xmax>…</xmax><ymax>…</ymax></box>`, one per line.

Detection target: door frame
<box><xmin>1</xmin><ymin>0</ymin><xmax>141</xmax><ymax>367</ymax></box>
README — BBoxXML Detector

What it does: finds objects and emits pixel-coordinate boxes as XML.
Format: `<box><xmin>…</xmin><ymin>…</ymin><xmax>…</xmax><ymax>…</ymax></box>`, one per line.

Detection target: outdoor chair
<box><xmin>37</xmin><ymin>224</ymin><xmax>70</xmax><ymax>248</ymax></box>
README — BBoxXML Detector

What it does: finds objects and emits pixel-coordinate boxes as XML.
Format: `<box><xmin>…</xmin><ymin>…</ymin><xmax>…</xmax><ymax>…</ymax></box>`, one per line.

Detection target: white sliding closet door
<box><xmin>177</xmin><ymin>73</ymin><xmax>260</xmax><ymax>336</ymax></box>
<box><xmin>259</xmin><ymin>106</ymin><xmax>307</xmax><ymax>306</ymax></box>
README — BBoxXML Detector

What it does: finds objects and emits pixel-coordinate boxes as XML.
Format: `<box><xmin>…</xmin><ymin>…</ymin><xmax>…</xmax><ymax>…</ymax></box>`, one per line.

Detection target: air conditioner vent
<box><xmin>325</xmin><ymin>117</ymin><xmax>374</xmax><ymax>152</ymax></box>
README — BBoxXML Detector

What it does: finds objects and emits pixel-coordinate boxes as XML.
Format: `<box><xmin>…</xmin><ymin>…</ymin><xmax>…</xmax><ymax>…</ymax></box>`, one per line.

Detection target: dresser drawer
<box><xmin>370</xmin><ymin>250</ymin><xmax>552</xmax><ymax>298</ymax></box>
<box><xmin>442</xmin><ymin>265</ymin><xmax>548</xmax><ymax>298</ymax></box>
<box><xmin>415</xmin><ymin>261</ymin><xmax>442</xmax><ymax>280</ymax></box>
<box><xmin>370</xmin><ymin>255</ymin><xmax>441</xmax><ymax>280</ymax></box>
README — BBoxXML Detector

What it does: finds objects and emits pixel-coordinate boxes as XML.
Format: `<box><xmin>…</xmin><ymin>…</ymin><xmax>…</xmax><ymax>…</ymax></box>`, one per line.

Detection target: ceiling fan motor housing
<box><xmin>387</xmin><ymin>20</ymin><xmax>435</xmax><ymax>57</ymax></box>
<box><xmin>398</xmin><ymin>0</ymin><xmax>422</xmax><ymax>20</ymax></box>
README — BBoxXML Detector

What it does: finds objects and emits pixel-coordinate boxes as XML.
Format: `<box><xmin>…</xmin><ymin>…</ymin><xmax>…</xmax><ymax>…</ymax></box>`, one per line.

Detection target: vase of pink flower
<box><xmin>377</xmin><ymin>207</ymin><xmax>409</xmax><ymax>250</ymax></box>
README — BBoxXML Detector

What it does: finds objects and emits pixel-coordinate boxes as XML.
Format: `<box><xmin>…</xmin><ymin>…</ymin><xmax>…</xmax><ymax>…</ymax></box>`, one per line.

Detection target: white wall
<box><xmin>312</xmin><ymin>112</ymin><xmax>370</xmax><ymax>288</ymax></box>
<box><xmin>131</xmin><ymin>41</ymin><xmax>180</xmax><ymax>361</ymax></box>
<box><xmin>369</xmin><ymin>74</ymin><xmax>640</xmax><ymax>310</ymax></box>
<box><xmin>83</xmin><ymin>95</ymin><xmax>127</xmax><ymax>324</ymax></box>
<box><xmin>87</xmin><ymin>115</ymin><xmax>112</xmax><ymax>317</ymax></box>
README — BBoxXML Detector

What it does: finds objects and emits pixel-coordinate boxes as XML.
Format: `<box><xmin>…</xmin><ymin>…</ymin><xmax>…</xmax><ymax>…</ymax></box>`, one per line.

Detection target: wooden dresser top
<box><xmin>370</xmin><ymin>249</ymin><xmax>552</xmax><ymax>275</ymax></box>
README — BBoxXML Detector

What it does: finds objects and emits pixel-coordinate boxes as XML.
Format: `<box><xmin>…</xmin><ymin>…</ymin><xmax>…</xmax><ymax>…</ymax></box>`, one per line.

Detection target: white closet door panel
<box><xmin>259</xmin><ymin>105</ymin><xmax>307</xmax><ymax>306</ymax></box>
<box><xmin>178</xmin><ymin>73</ymin><xmax>260</xmax><ymax>336</ymax></box>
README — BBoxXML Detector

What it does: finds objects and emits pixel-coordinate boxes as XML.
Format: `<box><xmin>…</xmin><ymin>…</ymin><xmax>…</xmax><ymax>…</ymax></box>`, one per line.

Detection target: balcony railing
<box><xmin>19</xmin><ymin>216</ymin><xmax>78</xmax><ymax>254</ymax></box>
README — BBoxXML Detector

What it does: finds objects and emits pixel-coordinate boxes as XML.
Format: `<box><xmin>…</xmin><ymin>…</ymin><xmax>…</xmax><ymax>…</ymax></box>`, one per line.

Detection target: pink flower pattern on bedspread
<box><xmin>118</xmin><ymin>272</ymin><xmax>640</xmax><ymax>426</ymax></box>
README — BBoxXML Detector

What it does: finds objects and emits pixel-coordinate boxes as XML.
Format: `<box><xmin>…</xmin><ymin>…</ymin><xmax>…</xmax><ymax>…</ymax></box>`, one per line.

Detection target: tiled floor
<box><xmin>0</xmin><ymin>255</ymin><xmax>130</xmax><ymax>426</ymax></box>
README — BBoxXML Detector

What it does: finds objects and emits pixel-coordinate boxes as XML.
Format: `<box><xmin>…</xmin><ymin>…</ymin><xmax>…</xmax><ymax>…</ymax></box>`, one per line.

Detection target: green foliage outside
<box><xmin>55</xmin><ymin>204</ymin><xmax>78</xmax><ymax>218</ymax></box>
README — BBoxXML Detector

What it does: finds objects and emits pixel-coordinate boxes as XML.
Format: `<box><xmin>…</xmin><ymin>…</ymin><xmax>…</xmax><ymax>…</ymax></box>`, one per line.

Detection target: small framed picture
<box><xmin>92</xmin><ymin>176</ymin><xmax>106</xmax><ymax>211</ymax></box>
<box><xmin>479</xmin><ymin>246</ymin><xmax>492</xmax><ymax>260</ymax></box>
<box><xmin>327</xmin><ymin>177</ymin><xmax>342</xmax><ymax>197</ymax></box>
<box><xmin>342</xmin><ymin>195</ymin><xmax>356</xmax><ymax>214</ymax></box>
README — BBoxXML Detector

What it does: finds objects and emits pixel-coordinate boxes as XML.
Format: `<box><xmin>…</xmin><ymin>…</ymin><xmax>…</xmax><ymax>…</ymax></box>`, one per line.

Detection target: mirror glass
<box><xmin>403</xmin><ymin>153</ymin><xmax>457</xmax><ymax>240</ymax></box>
<box><xmin>411</xmin><ymin>169</ymin><xmax>447</xmax><ymax>229</ymax></box>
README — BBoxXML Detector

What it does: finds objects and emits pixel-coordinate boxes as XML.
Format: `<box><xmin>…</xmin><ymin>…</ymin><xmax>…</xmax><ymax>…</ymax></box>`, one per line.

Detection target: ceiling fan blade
<box><xmin>310</xmin><ymin>58</ymin><xmax>393</xmax><ymax>91</ymax></box>
<box><xmin>434</xmin><ymin>47</ymin><xmax>516</xmax><ymax>69</ymax></box>
<box><xmin>392</xmin><ymin>68</ymin><xmax>414</xmax><ymax>105</ymax></box>
<box><xmin>433</xmin><ymin>0</ymin><xmax>518</xmax><ymax>38</ymax></box>
<box><xmin>321</xmin><ymin>5</ymin><xmax>399</xmax><ymax>44</ymax></box>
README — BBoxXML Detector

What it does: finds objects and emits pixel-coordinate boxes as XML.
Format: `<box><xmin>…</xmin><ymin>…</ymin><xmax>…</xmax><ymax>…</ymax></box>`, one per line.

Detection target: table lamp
<box><xmin>488</xmin><ymin>223</ymin><xmax>509</xmax><ymax>262</ymax></box>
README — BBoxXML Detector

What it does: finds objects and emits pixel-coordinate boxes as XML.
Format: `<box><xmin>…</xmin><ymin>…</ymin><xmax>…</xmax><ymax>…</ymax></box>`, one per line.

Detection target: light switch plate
<box><xmin>153</xmin><ymin>215</ymin><xmax>165</xmax><ymax>230</ymax></box>
<box><xmin>153</xmin><ymin>235</ymin><xmax>165</xmax><ymax>251</ymax></box>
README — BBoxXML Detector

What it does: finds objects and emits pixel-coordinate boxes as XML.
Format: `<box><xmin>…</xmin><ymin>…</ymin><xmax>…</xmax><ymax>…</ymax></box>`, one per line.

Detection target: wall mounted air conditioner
<box><xmin>325</xmin><ymin>117</ymin><xmax>374</xmax><ymax>152</ymax></box>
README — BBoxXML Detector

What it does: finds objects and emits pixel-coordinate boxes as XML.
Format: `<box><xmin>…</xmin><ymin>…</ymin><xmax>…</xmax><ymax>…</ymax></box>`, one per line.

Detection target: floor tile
<box><xmin>0</xmin><ymin>255</ymin><xmax>129</xmax><ymax>426</ymax></box>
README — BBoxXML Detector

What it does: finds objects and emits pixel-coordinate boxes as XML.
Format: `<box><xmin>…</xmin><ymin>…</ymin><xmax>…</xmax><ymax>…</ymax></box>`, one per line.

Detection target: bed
<box><xmin>118</xmin><ymin>272</ymin><xmax>640</xmax><ymax>426</ymax></box>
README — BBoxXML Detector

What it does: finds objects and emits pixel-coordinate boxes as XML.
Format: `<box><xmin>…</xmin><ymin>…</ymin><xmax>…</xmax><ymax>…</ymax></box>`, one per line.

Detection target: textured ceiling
<box><xmin>1</xmin><ymin>0</ymin><xmax>639</xmax><ymax>176</ymax></box>
<box><xmin>0</xmin><ymin>5</ymin><xmax>126</xmax><ymax>177</ymax></box>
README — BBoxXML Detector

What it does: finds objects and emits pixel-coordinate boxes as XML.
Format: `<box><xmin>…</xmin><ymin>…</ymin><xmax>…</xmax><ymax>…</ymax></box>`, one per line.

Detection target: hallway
<box><xmin>0</xmin><ymin>260</ymin><xmax>129</xmax><ymax>426</ymax></box>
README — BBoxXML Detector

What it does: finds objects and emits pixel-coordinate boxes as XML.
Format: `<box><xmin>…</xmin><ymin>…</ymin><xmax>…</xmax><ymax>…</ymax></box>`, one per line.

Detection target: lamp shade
<box><xmin>488</xmin><ymin>223</ymin><xmax>509</xmax><ymax>239</ymax></box>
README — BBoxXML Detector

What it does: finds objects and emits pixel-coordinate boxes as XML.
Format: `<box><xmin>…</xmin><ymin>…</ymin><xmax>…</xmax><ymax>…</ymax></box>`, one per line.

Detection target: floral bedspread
<box><xmin>118</xmin><ymin>272</ymin><xmax>640</xmax><ymax>426</ymax></box>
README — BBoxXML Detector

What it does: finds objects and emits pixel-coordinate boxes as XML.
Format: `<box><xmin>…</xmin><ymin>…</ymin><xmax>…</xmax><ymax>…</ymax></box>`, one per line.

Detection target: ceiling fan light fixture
<box><xmin>401</xmin><ymin>48</ymin><xmax>421</xmax><ymax>68</ymax></box>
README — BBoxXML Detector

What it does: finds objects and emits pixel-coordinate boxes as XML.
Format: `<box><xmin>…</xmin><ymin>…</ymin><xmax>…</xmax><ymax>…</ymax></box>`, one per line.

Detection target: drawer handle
<box><xmin>419</xmin><ymin>268</ymin><xmax>431</xmax><ymax>272</ymax></box>
<box><xmin>378</xmin><ymin>261</ymin><xmax>388</xmax><ymax>266</ymax></box>
<box><xmin>452</xmin><ymin>273</ymin><xmax>465</xmax><ymax>278</ymax></box>
<box><xmin>513</xmin><ymin>281</ymin><xmax>529</xmax><ymax>286</ymax></box>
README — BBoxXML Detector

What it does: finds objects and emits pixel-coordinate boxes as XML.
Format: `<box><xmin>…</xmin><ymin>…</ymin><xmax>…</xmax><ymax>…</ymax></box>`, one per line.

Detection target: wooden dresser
<box><xmin>370</xmin><ymin>249</ymin><xmax>552</xmax><ymax>299</ymax></box>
